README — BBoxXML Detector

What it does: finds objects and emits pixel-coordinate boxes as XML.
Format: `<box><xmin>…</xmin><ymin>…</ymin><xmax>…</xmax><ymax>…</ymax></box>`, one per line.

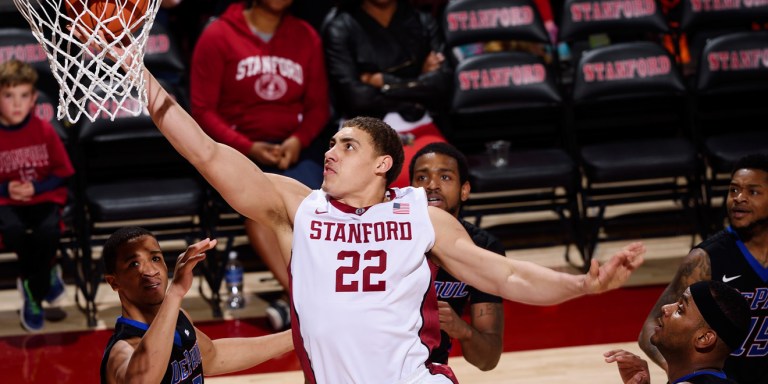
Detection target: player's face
<box><xmin>650</xmin><ymin>288</ymin><xmax>704</xmax><ymax>353</ymax></box>
<box><xmin>410</xmin><ymin>152</ymin><xmax>469</xmax><ymax>217</ymax></box>
<box><xmin>322</xmin><ymin>126</ymin><xmax>383</xmax><ymax>196</ymax></box>
<box><xmin>106</xmin><ymin>235</ymin><xmax>169</xmax><ymax>308</ymax></box>
<box><xmin>727</xmin><ymin>169</ymin><xmax>768</xmax><ymax>231</ymax></box>
<box><xmin>0</xmin><ymin>84</ymin><xmax>36</xmax><ymax>126</ymax></box>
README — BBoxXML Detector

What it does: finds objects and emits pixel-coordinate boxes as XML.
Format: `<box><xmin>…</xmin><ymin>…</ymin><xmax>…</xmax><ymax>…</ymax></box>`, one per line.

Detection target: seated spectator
<box><xmin>190</xmin><ymin>0</ymin><xmax>330</xmax><ymax>330</ymax></box>
<box><xmin>0</xmin><ymin>59</ymin><xmax>74</xmax><ymax>332</ymax></box>
<box><xmin>323</xmin><ymin>0</ymin><xmax>452</xmax><ymax>188</ymax></box>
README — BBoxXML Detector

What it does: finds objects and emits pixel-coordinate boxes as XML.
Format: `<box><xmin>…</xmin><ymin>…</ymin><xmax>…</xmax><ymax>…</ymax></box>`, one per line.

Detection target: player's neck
<box><xmin>667</xmin><ymin>361</ymin><xmax>724</xmax><ymax>384</ymax></box>
<box><xmin>335</xmin><ymin>187</ymin><xmax>390</xmax><ymax>209</ymax></box>
<box><xmin>738</xmin><ymin>225</ymin><xmax>768</xmax><ymax>266</ymax></box>
<box><xmin>120</xmin><ymin>302</ymin><xmax>159</xmax><ymax>325</ymax></box>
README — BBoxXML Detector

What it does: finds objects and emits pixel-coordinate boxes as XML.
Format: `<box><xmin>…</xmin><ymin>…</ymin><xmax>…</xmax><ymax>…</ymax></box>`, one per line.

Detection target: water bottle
<box><xmin>225</xmin><ymin>251</ymin><xmax>245</xmax><ymax>310</ymax></box>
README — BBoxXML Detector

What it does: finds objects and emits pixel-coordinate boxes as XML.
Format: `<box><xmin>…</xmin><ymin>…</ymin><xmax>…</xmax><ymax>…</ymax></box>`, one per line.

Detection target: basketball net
<box><xmin>12</xmin><ymin>0</ymin><xmax>160</xmax><ymax>123</ymax></box>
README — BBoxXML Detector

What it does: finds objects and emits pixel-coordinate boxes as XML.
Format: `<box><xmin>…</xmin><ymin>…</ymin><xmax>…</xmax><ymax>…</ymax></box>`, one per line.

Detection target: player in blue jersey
<box><xmin>639</xmin><ymin>153</ymin><xmax>768</xmax><ymax>384</ymax></box>
<box><xmin>611</xmin><ymin>280</ymin><xmax>750</xmax><ymax>384</ymax></box>
<box><xmin>100</xmin><ymin>227</ymin><xmax>293</xmax><ymax>383</ymax></box>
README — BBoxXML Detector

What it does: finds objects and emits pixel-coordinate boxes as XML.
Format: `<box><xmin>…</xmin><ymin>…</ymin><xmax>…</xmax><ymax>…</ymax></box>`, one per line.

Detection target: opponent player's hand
<box><xmin>604</xmin><ymin>349</ymin><xmax>650</xmax><ymax>384</ymax></box>
<box><xmin>437</xmin><ymin>300</ymin><xmax>471</xmax><ymax>340</ymax></box>
<box><xmin>249</xmin><ymin>142</ymin><xmax>282</xmax><ymax>167</ymax></box>
<box><xmin>167</xmin><ymin>238</ymin><xmax>217</xmax><ymax>299</ymax></box>
<box><xmin>582</xmin><ymin>242</ymin><xmax>645</xmax><ymax>294</ymax></box>
<box><xmin>8</xmin><ymin>180</ymin><xmax>34</xmax><ymax>201</ymax></box>
<box><xmin>276</xmin><ymin>136</ymin><xmax>301</xmax><ymax>170</ymax></box>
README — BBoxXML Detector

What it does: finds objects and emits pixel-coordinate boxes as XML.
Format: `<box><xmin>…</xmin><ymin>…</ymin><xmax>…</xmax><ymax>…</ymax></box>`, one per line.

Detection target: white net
<box><xmin>12</xmin><ymin>0</ymin><xmax>161</xmax><ymax>123</ymax></box>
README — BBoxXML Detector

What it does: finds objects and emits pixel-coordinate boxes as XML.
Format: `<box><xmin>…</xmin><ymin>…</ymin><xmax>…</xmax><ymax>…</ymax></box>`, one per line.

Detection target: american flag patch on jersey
<box><xmin>393</xmin><ymin>202</ymin><xmax>410</xmax><ymax>214</ymax></box>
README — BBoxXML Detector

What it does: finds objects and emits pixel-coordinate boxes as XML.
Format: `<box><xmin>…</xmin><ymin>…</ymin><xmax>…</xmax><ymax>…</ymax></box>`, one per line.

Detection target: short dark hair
<box><xmin>409</xmin><ymin>142</ymin><xmax>469</xmax><ymax>185</ymax></box>
<box><xmin>731</xmin><ymin>153</ymin><xmax>768</xmax><ymax>178</ymax></box>
<box><xmin>102</xmin><ymin>227</ymin><xmax>155</xmax><ymax>274</ymax></box>
<box><xmin>342</xmin><ymin>116</ymin><xmax>404</xmax><ymax>186</ymax></box>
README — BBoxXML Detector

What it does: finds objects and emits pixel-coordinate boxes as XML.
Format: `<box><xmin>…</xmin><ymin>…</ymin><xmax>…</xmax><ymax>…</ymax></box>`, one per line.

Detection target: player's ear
<box><xmin>460</xmin><ymin>180</ymin><xmax>470</xmax><ymax>202</ymax></box>
<box><xmin>694</xmin><ymin>328</ymin><xmax>717</xmax><ymax>349</ymax></box>
<box><xmin>376</xmin><ymin>155</ymin><xmax>393</xmax><ymax>174</ymax></box>
<box><xmin>105</xmin><ymin>274</ymin><xmax>119</xmax><ymax>291</ymax></box>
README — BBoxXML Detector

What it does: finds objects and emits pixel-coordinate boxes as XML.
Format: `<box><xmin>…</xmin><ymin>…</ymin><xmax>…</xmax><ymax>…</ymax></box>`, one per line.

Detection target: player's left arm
<box><xmin>429</xmin><ymin>207</ymin><xmax>646</xmax><ymax>305</ymax></box>
<box><xmin>455</xmin><ymin>301</ymin><xmax>504</xmax><ymax>371</ymax></box>
<box><xmin>194</xmin><ymin>327</ymin><xmax>293</xmax><ymax>376</ymax></box>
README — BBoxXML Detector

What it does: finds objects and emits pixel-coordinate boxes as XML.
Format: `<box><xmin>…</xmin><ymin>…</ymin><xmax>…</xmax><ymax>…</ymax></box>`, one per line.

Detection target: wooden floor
<box><xmin>206</xmin><ymin>341</ymin><xmax>668</xmax><ymax>383</ymax></box>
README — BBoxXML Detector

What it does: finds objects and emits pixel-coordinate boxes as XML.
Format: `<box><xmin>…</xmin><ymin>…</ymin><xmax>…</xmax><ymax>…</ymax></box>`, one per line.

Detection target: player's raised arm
<box><xmin>428</xmin><ymin>207</ymin><xmax>645</xmax><ymax>305</ymax></box>
<box><xmin>144</xmin><ymin>71</ymin><xmax>298</xmax><ymax>222</ymax></box>
<box><xmin>105</xmin><ymin>239</ymin><xmax>215</xmax><ymax>383</ymax></box>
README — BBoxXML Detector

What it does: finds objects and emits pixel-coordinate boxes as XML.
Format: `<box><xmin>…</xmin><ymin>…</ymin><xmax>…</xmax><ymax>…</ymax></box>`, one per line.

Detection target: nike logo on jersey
<box><xmin>315</xmin><ymin>208</ymin><xmax>328</xmax><ymax>214</ymax></box>
<box><xmin>722</xmin><ymin>274</ymin><xmax>742</xmax><ymax>283</ymax></box>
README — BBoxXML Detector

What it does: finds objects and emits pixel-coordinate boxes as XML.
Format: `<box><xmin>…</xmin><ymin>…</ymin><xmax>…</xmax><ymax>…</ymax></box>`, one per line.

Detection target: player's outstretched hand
<box><xmin>604</xmin><ymin>349</ymin><xmax>651</xmax><ymax>384</ymax></box>
<box><xmin>583</xmin><ymin>242</ymin><xmax>645</xmax><ymax>294</ymax></box>
<box><xmin>167</xmin><ymin>238</ymin><xmax>218</xmax><ymax>299</ymax></box>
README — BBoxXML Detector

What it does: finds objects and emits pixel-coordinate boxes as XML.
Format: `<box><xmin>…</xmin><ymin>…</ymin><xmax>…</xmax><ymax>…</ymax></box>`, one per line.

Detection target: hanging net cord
<box><xmin>12</xmin><ymin>0</ymin><xmax>160</xmax><ymax>123</ymax></box>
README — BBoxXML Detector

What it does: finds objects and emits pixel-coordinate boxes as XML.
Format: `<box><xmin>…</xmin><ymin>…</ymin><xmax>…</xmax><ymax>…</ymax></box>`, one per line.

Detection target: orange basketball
<box><xmin>64</xmin><ymin>0</ymin><xmax>150</xmax><ymax>43</ymax></box>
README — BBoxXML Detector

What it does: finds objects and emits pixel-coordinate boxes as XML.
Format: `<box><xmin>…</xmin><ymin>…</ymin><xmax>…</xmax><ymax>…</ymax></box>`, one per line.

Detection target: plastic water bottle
<box><xmin>225</xmin><ymin>251</ymin><xmax>245</xmax><ymax>310</ymax></box>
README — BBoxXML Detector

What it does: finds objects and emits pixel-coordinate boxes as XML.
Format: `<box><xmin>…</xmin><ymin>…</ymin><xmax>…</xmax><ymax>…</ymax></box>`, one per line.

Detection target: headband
<box><xmin>690</xmin><ymin>281</ymin><xmax>747</xmax><ymax>350</ymax></box>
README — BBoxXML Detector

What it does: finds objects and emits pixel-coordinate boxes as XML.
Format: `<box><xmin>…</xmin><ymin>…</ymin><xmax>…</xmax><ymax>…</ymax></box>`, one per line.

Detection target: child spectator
<box><xmin>0</xmin><ymin>59</ymin><xmax>74</xmax><ymax>332</ymax></box>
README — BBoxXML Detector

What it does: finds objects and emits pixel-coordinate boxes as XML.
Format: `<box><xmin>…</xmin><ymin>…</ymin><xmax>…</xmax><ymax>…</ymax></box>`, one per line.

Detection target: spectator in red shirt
<box><xmin>191</xmin><ymin>0</ymin><xmax>330</xmax><ymax>330</ymax></box>
<box><xmin>0</xmin><ymin>59</ymin><xmax>74</xmax><ymax>332</ymax></box>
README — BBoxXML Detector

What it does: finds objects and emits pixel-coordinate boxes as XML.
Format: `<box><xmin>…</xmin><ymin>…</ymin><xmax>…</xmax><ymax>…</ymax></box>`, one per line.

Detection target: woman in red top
<box><xmin>191</xmin><ymin>0</ymin><xmax>330</xmax><ymax>329</ymax></box>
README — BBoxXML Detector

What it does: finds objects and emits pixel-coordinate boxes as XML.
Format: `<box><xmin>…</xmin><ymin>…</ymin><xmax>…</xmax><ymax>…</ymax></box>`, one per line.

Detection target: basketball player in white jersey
<box><xmin>76</xmin><ymin>31</ymin><xmax>645</xmax><ymax>382</ymax></box>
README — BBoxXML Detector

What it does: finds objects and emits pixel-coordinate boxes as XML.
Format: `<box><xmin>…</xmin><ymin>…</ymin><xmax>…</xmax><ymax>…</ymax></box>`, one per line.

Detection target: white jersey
<box><xmin>290</xmin><ymin>187</ymin><xmax>457</xmax><ymax>384</ymax></box>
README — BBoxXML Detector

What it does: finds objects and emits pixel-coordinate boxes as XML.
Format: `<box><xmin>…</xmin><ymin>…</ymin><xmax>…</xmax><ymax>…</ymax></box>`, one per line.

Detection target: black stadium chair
<box><xmin>69</xmin><ymin>83</ymin><xmax>213</xmax><ymax>326</ymax></box>
<box><xmin>0</xmin><ymin>27</ymin><xmax>60</xmax><ymax>103</ymax></box>
<box><xmin>444</xmin><ymin>0</ymin><xmax>584</xmax><ymax>265</ymax></box>
<box><xmin>674</xmin><ymin>0</ymin><xmax>768</xmax><ymax>230</ymax></box>
<box><xmin>560</xmin><ymin>1</ymin><xmax>702</xmax><ymax>258</ymax></box>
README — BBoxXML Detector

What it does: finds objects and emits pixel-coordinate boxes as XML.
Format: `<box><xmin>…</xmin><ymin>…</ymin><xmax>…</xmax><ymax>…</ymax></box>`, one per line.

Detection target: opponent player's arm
<box><xmin>455</xmin><ymin>301</ymin><xmax>504</xmax><ymax>371</ymax></box>
<box><xmin>638</xmin><ymin>248</ymin><xmax>711</xmax><ymax>370</ymax></box>
<box><xmin>194</xmin><ymin>329</ymin><xmax>294</xmax><ymax>376</ymax></box>
<box><xmin>105</xmin><ymin>239</ymin><xmax>215</xmax><ymax>384</ymax></box>
<box><xmin>429</xmin><ymin>207</ymin><xmax>645</xmax><ymax>305</ymax></box>
<box><xmin>143</xmin><ymin>68</ymin><xmax>309</xmax><ymax>226</ymax></box>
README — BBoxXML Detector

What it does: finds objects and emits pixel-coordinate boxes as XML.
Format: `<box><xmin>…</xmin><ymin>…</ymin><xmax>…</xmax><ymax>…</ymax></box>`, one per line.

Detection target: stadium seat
<box><xmin>69</xmin><ymin>82</ymin><xmax>213</xmax><ymax>326</ymax></box>
<box><xmin>559</xmin><ymin>2</ymin><xmax>702</xmax><ymax>258</ymax></box>
<box><xmin>444</xmin><ymin>0</ymin><xmax>584</xmax><ymax>265</ymax></box>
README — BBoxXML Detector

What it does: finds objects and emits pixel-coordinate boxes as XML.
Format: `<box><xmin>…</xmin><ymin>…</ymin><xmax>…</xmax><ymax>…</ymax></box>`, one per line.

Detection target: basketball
<box><xmin>64</xmin><ymin>0</ymin><xmax>150</xmax><ymax>43</ymax></box>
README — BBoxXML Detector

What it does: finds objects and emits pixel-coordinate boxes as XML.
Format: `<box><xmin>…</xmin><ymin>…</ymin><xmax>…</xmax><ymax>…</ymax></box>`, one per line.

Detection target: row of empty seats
<box><xmin>442</xmin><ymin>0</ymin><xmax>768</xmax><ymax>266</ymax></box>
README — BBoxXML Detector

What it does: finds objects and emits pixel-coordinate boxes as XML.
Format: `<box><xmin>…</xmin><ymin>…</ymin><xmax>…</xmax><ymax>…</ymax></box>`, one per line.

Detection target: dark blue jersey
<box><xmin>429</xmin><ymin>220</ymin><xmax>505</xmax><ymax>364</ymax></box>
<box><xmin>100</xmin><ymin>311</ymin><xmax>204</xmax><ymax>384</ymax></box>
<box><xmin>672</xmin><ymin>371</ymin><xmax>738</xmax><ymax>384</ymax></box>
<box><xmin>697</xmin><ymin>228</ymin><xmax>768</xmax><ymax>384</ymax></box>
